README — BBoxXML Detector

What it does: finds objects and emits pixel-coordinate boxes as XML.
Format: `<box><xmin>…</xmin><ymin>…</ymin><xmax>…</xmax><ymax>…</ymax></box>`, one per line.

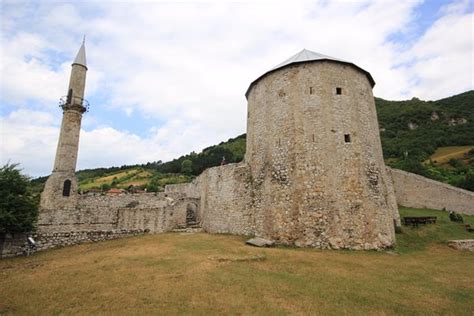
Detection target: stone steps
<box><xmin>171</xmin><ymin>227</ymin><xmax>203</xmax><ymax>233</ymax></box>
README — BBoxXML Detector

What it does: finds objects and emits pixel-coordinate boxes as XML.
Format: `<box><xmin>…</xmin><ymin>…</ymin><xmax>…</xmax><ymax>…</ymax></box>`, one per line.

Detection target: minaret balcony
<box><xmin>59</xmin><ymin>96</ymin><xmax>90</xmax><ymax>113</ymax></box>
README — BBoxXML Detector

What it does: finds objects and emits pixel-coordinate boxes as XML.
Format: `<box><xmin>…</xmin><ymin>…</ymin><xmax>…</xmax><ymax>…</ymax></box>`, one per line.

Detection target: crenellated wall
<box><xmin>389</xmin><ymin>168</ymin><xmax>474</xmax><ymax>215</ymax></box>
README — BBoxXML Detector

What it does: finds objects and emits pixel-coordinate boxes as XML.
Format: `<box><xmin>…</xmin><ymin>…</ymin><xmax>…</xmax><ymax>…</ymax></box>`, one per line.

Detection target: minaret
<box><xmin>40</xmin><ymin>39</ymin><xmax>88</xmax><ymax>209</ymax></box>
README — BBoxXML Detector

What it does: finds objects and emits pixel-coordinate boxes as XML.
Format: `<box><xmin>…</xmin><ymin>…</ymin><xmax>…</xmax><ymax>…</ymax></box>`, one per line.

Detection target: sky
<box><xmin>0</xmin><ymin>0</ymin><xmax>473</xmax><ymax>177</ymax></box>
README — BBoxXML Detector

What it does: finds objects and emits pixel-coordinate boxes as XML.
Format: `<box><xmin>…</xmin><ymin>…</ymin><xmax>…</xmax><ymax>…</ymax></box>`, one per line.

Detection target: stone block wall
<box><xmin>389</xmin><ymin>168</ymin><xmax>474</xmax><ymax>215</ymax></box>
<box><xmin>32</xmin><ymin>192</ymin><xmax>194</xmax><ymax>253</ymax></box>
<box><xmin>33</xmin><ymin>230</ymin><xmax>146</xmax><ymax>252</ymax></box>
<box><xmin>196</xmin><ymin>163</ymin><xmax>253</xmax><ymax>235</ymax></box>
<box><xmin>0</xmin><ymin>233</ymin><xmax>28</xmax><ymax>258</ymax></box>
<box><xmin>38</xmin><ymin>192</ymin><xmax>191</xmax><ymax>233</ymax></box>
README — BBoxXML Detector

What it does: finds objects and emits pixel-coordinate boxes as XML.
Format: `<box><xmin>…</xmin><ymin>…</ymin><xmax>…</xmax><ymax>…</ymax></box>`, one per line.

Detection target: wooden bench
<box><xmin>402</xmin><ymin>216</ymin><xmax>437</xmax><ymax>227</ymax></box>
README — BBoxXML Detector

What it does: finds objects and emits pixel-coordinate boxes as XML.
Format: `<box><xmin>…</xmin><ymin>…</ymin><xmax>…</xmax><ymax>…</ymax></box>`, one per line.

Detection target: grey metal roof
<box><xmin>270</xmin><ymin>49</ymin><xmax>345</xmax><ymax>71</ymax></box>
<box><xmin>245</xmin><ymin>49</ymin><xmax>375</xmax><ymax>98</ymax></box>
<box><xmin>72</xmin><ymin>40</ymin><xmax>87</xmax><ymax>69</ymax></box>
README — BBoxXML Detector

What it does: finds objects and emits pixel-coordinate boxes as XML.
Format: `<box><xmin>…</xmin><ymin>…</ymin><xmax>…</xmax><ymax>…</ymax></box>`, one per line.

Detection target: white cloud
<box><xmin>1</xmin><ymin>0</ymin><xmax>473</xmax><ymax>176</ymax></box>
<box><xmin>404</xmin><ymin>2</ymin><xmax>473</xmax><ymax>99</ymax></box>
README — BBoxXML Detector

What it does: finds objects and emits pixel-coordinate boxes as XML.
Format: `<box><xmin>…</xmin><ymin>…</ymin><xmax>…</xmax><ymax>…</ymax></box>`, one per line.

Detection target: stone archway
<box><xmin>186</xmin><ymin>202</ymin><xmax>198</xmax><ymax>226</ymax></box>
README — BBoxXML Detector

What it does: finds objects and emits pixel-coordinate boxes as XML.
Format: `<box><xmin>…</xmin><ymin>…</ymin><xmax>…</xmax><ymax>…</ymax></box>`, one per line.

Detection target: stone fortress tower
<box><xmin>41</xmin><ymin>40</ymin><xmax>88</xmax><ymax>210</ymax></box>
<box><xmin>244</xmin><ymin>49</ymin><xmax>398</xmax><ymax>249</ymax></box>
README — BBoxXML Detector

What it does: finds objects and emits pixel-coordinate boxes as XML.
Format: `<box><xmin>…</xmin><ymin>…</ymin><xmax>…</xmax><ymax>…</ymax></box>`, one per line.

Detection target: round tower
<box><xmin>41</xmin><ymin>40</ymin><xmax>89</xmax><ymax>209</ymax></box>
<box><xmin>245</xmin><ymin>49</ymin><xmax>398</xmax><ymax>249</ymax></box>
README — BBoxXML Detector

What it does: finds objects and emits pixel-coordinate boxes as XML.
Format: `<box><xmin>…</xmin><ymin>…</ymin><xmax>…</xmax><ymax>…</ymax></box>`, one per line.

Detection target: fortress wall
<box><xmin>389</xmin><ymin>168</ymin><xmax>474</xmax><ymax>215</ymax></box>
<box><xmin>165</xmin><ymin>182</ymin><xmax>200</xmax><ymax>198</ymax></box>
<box><xmin>35</xmin><ymin>192</ymin><xmax>192</xmax><ymax>251</ymax></box>
<box><xmin>0</xmin><ymin>192</ymin><xmax>200</xmax><ymax>257</ymax></box>
<box><xmin>194</xmin><ymin>163</ymin><xmax>253</xmax><ymax>235</ymax></box>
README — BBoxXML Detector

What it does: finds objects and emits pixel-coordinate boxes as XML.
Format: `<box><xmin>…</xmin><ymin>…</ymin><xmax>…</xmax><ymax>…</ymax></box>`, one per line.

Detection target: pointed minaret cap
<box><xmin>72</xmin><ymin>37</ymin><xmax>87</xmax><ymax>69</ymax></box>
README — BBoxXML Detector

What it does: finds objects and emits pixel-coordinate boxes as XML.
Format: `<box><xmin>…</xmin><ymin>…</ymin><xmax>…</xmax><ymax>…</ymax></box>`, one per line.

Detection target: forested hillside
<box><xmin>31</xmin><ymin>90</ymin><xmax>474</xmax><ymax>192</ymax></box>
<box><xmin>377</xmin><ymin>90</ymin><xmax>473</xmax><ymax>190</ymax></box>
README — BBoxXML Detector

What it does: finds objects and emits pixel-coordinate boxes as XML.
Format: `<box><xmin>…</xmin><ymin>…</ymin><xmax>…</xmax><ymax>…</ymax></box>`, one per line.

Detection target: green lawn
<box><xmin>397</xmin><ymin>207</ymin><xmax>474</xmax><ymax>253</ymax></box>
<box><xmin>1</xmin><ymin>207</ymin><xmax>473</xmax><ymax>315</ymax></box>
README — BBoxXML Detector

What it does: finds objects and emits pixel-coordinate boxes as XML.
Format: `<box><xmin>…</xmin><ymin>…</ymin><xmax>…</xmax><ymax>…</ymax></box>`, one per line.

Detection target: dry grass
<box><xmin>426</xmin><ymin>145</ymin><xmax>474</xmax><ymax>165</ymax></box>
<box><xmin>1</xmin><ymin>210</ymin><xmax>474</xmax><ymax>315</ymax></box>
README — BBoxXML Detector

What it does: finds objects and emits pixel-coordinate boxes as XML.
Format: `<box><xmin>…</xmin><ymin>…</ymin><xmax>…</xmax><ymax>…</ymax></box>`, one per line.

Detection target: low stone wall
<box><xmin>0</xmin><ymin>233</ymin><xmax>28</xmax><ymax>258</ymax></box>
<box><xmin>389</xmin><ymin>168</ymin><xmax>474</xmax><ymax>215</ymax></box>
<box><xmin>38</xmin><ymin>192</ymin><xmax>191</xmax><ymax>233</ymax></box>
<box><xmin>34</xmin><ymin>230</ymin><xmax>147</xmax><ymax>251</ymax></box>
<box><xmin>0</xmin><ymin>230</ymin><xmax>147</xmax><ymax>259</ymax></box>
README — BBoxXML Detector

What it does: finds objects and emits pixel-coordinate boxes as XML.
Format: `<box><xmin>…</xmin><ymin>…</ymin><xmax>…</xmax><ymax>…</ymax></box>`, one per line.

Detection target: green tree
<box><xmin>181</xmin><ymin>159</ymin><xmax>193</xmax><ymax>175</ymax></box>
<box><xmin>0</xmin><ymin>163</ymin><xmax>38</xmax><ymax>233</ymax></box>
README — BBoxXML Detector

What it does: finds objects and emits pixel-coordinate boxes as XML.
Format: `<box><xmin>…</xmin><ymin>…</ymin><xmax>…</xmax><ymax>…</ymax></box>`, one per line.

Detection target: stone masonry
<box><xmin>388</xmin><ymin>167</ymin><xmax>474</xmax><ymax>215</ymax></box>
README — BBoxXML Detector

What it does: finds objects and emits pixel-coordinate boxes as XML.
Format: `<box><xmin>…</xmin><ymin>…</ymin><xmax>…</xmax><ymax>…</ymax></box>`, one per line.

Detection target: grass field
<box><xmin>426</xmin><ymin>145</ymin><xmax>474</xmax><ymax>165</ymax></box>
<box><xmin>78</xmin><ymin>168</ymin><xmax>154</xmax><ymax>190</ymax></box>
<box><xmin>1</xmin><ymin>208</ymin><xmax>473</xmax><ymax>315</ymax></box>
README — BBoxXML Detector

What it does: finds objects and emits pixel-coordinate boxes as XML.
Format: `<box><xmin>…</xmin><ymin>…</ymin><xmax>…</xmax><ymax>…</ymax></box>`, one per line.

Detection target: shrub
<box><xmin>449</xmin><ymin>211</ymin><xmax>464</xmax><ymax>223</ymax></box>
<box><xmin>0</xmin><ymin>163</ymin><xmax>38</xmax><ymax>233</ymax></box>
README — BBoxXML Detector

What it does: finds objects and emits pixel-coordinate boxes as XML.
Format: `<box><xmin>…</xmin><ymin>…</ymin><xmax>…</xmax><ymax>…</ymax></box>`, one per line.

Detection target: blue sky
<box><xmin>1</xmin><ymin>0</ymin><xmax>473</xmax><ymax>177</ymax></box>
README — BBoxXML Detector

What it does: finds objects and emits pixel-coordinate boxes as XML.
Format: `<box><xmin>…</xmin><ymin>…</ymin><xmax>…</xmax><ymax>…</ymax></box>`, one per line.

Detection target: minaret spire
<box><xmin>40</xmin><ymin>39</ymin><xmax>89</xmax><ymax>209</ymax></box>
<box><xmin>73</xmin><ymin>37</ymin><xmax>87</xmax><ymax>69</ymax></box>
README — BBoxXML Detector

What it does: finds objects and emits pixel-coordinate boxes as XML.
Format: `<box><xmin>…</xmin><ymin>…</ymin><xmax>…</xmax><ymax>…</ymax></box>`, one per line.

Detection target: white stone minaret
<box><xmin>40</xmin><ymin>40</ymin><xmax>88</xmax><ymax>209</ymax></box>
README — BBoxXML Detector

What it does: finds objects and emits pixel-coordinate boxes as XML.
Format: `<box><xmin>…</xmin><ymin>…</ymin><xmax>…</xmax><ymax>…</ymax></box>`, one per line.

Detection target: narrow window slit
<box><xmin>63</xmin><ymin>179</ymin><xmax>71</xmax><ymax>197</ymax></box>
<box><xmin>336</xmin><ymin>87</ymin><xmax>342</xmax><ymax>95</ymax></box>
<box><xmin>309</xmin><ymin>87</ymin><xmax>313</xmax><ymax>94</ymax></box>
<box><xmin>344</xmin><ymin>134</ymin><xmax>351</xmax><ymax>143</ymax></box>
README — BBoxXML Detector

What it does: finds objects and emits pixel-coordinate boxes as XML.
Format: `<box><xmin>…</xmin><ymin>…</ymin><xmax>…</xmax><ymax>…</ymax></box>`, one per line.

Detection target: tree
<box><xmin>181</xmin><ymin>159</ymin><xmax>193</xmax><ymax>175</ymax></box>
<box><xmin>0</xmin><ymin>163</ymin><xmax>38</xmax><ymax>233</ymax></box>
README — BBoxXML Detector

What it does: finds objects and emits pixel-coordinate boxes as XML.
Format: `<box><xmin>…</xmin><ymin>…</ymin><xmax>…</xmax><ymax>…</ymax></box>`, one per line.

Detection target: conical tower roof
<box><xmin>245</xmin><ymin>49</ymin><xmax>374</xmax><ymax>98</ymax></box>
<box><xmin>72</xmin><ymin>39</ymin><xmax>87</xmax><ymax>69</ymax></box>
<box><xmin>270</xmin><ymin>49</ymin><xmax>344</xmax><ymax>71</ymax></box>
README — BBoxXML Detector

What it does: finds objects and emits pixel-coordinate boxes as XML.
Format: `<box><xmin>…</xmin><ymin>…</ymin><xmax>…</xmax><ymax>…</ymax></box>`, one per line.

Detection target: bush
<box><xmin>146</xmin><ymin>182</ymin><xmax>159</xmax><ymax>192</ymax></box>
<box><xmin>0</xmin><ymin>163</ymin><xmax>38</xmax><ymax>233</ymax></box>
<box><xmin>449</xmin><ymin>211</ymin><xmax>464</xmax><ymax>223</ymax></box>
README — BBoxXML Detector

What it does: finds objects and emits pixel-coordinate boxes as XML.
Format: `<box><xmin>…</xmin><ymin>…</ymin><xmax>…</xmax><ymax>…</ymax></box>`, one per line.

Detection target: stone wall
<box><xmin>166</xmin><ymin>163</ymin><xmax>252</xmax><ymax>235</ymax></box>
<box><xmin>0</xmin><ymin>233</ymin><xmax>28</xmax><ymax>258</ymax></box>
<box><xmin>38</xmin><ymin>192</ymin><xmax>192</xmax><ymax>233</ymax></box>
<box><xmin>389</xmin><ymin>168</ymin><xmax>474</xmax><ymax>215</ymax></box>
<box><xmin>0</xmin><ymin>230</ymin><xmax>147</xmax><ymax>258</ymax></box>
<box><xmin>196</xmin><ymin>163</ymin><xmax>252</xmax><ymax>235</ymax></box>
<box><xmin>33</xmin><ymin>230</ymin><xmax>146</xmax><ymax>252</ymax></box>
<box><xmin>34</xmin><ymin>192</ymin><xmax>194</xmax><ymax>253</ymax></box>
